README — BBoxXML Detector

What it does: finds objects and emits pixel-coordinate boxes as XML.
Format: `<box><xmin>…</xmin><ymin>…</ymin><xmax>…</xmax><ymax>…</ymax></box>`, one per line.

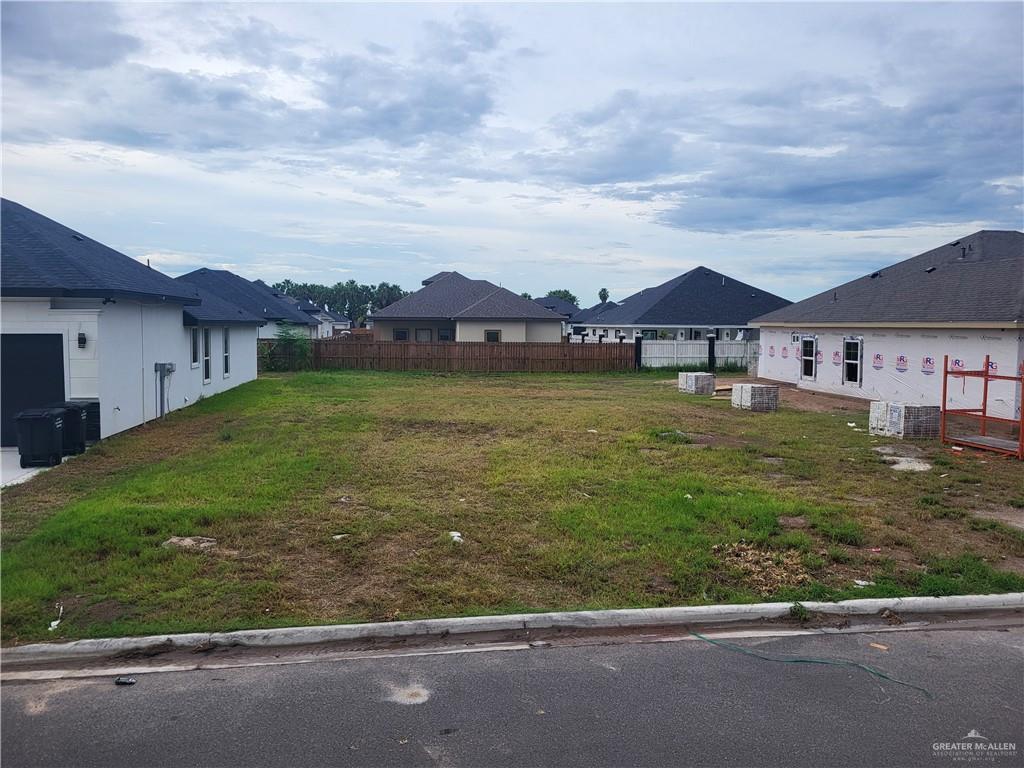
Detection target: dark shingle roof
<box><xmin>580</xmin><ymin>267</ymin><xmax>790</xmax><ymax>327</ymax></box>
<box><xmin>324</xmin><ymin>309</ymin><xmax>351</xmax><ymax>322</ymax></box>
<box><xmin>1</xmin><ymin>198</ymin><xmax>199</xmax><ymax>304</ymax></box>
<box><xmin>177</xmin><ymin>284</ymin><xmax>265</xmax><ymax>326</ymax></box>
<box><xmin>534</xmin><ymin>295</ymin><xmax>579</xmax><ymax>318</ymax></box>
<box><xmin>372</xmin><ymin>272</ymin><xmax>563</xmax><ymax>321</ymax></box>
<box><xmin>177</xmin><ymin>269</ymin><xmax>318</xmax><ymax>326</ymax></box>
<box><xmin>754</xmin><ymin>230</ymin><xmax>1024</xmax><ymax>325</ymax></box>
<box><xmin>573</xmin><ymin>300</ymin><xmax>619</xmax><ymax>324</ymax></box>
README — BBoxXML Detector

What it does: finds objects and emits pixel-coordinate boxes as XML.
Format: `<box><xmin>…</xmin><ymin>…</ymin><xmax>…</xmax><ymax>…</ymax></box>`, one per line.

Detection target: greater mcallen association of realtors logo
<box><xmin>933</xmin><ymin>729</ymin><xmax>1018</xmax><ymax>761</ymax></box>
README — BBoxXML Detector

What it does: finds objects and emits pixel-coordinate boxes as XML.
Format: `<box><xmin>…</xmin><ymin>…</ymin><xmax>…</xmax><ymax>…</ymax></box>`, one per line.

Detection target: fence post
<box><xmin>708</xmin><ymin>335</ymin><xmax>716</xmax><ymax>373</ymax></box>
<box><xmin>634</xmin><ymin>337</ymin><xmax>642</xmax><ymax>370</ymax></box>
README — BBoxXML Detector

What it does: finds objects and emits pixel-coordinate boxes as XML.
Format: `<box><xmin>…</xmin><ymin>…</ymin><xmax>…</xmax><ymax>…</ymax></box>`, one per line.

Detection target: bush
<box><xmin>261</xmin><ymin>325</ymin><xmax>313</xmax><ymax>371</ymax></box>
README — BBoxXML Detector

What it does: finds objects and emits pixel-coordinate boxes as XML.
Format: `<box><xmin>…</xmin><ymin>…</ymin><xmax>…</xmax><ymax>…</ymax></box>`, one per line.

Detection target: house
<box><xmin>752</xmin><ymin>230</ymin><xmax>1024</xmax><ymax>419</ymax></box>
<box><xmin>323</xmin><ymin>308</ymin><xmax>353</xmax><ymax>336</ymax></box>
<box><xmin>370</xmin><ymin>271</ymin><xmax>564</xmax><ymax>342</ymax></box>
<box><xmin>277</xmin><ymin>294</ymin><xmax>351</xmax><ymax>338</ymax></box>
<box><xmin>177</xmin><ymin>269</ymin><xmax>319</xmax><ymax>339</ymax></box>
<box><xmin>0</xmin><ymin>199</ymin><xmax>264</xmax><ymax>445</ymax></box>
<box><xmin>573</xmin><ymin>267</ymin><xmax>790</xmax><ymax>341</ymax></box>
<box><xmin>574</xmin><ymin>300</ymin><xmax>619</xmax><ymax>325</ymax></box>
<box><xmin>533</xmin><ymin>295</ymin><xmax>579</xmax><ymax>336</ymax></box>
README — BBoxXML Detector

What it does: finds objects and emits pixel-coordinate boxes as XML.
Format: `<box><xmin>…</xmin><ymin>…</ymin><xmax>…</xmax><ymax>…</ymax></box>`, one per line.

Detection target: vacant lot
<box><xmin>3</xmin><ymin>371</ymin><xmax>1022</xmax><ymax>643</ymax></box>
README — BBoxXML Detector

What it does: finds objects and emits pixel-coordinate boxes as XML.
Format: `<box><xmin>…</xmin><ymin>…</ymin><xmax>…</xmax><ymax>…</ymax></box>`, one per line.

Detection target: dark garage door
<box><xmin>1</xmin><ymin>334</ymin><xmax>65</xmax><ymax>447</ymax></box>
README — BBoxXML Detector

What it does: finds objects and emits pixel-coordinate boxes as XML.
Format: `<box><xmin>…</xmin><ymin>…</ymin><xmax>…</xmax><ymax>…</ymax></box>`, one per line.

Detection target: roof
<box><xmin>1</xmin><ymin>198</ymin><xmax>199</xmax><ymax>304</ymax></box>
<box><xmin>534</xmin><ymin>295</ymin><xmax>579</xmax><ymax>318</ymax></box>
<box><xmin>177</xmin><ymin>269</ymin><xmax>319</xmax><ymax>326</ymax></box>
<box><xmin>372</xmin><ymin>272</ymin><xmax>564</xmax><ymax>321</ymax></box>
<box><xmin>177</xmin><ymin>284</ymin><xmax>265</xmax><ymax>326</ymax></box>
<box><xmin>324</xmin><ymin>309</ymin><xmax>351</xmax><ymax>322</ymax></box>
<box><xmin>579</xmin><ymin>267</ymin><xmax>790</xmax><ymax>327</ymax></box>
<box><xmin>753</xmin><ymin>230</ymin><xmax>1024</xmax><ymax>325</ymax></box>
<box><xmin>573</xmin><ymin>300</ymin><xmax>619</xmax><ymax>324</ymax></box>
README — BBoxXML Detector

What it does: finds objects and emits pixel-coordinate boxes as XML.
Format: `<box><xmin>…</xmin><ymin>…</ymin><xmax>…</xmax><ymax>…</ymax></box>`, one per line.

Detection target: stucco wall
<box><xmin>456</xmin><ymin>320</ymin><xmax>527</xmax><ymax>342</ymax></box>
<box><xmin>371</xmin><ymin>319</ymin><xmax>456</xmax><ymax>342</ymax></box>
<box><xmin>525</xmin><ymin>321</ymin><xmax>564</xmax><ymax>342</ymax></box>
<box><xmin>757</xmin><ymin>326</ymin><xmax>1023</xmax><ymax>419</ymax></box>
<box><xmin>0</xmin><ymin>298</ymin><xmax>100</xmax><ymax>399</ymax></box>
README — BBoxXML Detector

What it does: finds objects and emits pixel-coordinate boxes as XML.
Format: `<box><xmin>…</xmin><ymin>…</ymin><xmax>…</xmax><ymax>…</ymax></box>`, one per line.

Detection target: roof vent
<box><xmin>925</xmin><ymin>266</ymin><xmax>936</xmax><ymax>273</ymax></box>
<box><xmin>959</xmin><ymin>246</ymin><xmax>967</xmax><ymax>259</ymax></box>
<box><xmin>831</xmin><ymin>290</ymin><xmax>838</xmax><ymax>302</ymax></box>
<box><xmin>71</xmin><ymin>234</ymin><xmax>84</xmax><ymax>241</ymax></box>
<box><xmin>869</xmin><ymin>271</ymin><xmax>881</xmax><ymax>279</ymax></box>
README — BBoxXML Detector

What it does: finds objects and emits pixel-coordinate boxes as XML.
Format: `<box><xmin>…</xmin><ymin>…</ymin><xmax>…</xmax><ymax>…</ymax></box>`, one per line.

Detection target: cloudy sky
<box><xmin>2</xmin><ymin>2</ymin><xmax>1021</xmax><ymax>304</ymax></box>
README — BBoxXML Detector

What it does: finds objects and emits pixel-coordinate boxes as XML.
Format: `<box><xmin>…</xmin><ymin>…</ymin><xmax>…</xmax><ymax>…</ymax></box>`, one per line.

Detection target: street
<box><xmin>3</xmin><ymin>623</ymin><xmax>1022</xmax><ymax>768</ymax></box>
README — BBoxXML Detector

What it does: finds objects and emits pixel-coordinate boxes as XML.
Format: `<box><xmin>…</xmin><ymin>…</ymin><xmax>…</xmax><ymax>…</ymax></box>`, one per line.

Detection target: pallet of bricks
<box><xmin>731</xmin><ymin>383</ymin><xmax>779</xmax><ymax>412</ymax></box>
<box><xmin>869</xmin><ymin>401</ymin><xmax>940</xmax><ymax>439</ymax></box>
<box><xmin>678</xmin><ymin>372</ymin><xmax>715</xmax><ymax>395</ymax></box>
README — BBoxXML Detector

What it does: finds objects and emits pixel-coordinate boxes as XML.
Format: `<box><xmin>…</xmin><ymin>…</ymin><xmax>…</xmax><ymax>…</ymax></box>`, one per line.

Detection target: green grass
<box><xmin>2</xmin><ymin>370</ymin><xmax>1022</xmax><ymax>644</ymax></box>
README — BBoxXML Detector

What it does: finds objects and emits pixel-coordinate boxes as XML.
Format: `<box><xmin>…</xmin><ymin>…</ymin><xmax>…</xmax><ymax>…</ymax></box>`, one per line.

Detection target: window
<box><xmin>691</xmin><ymin>328</ymin><xmax>704</xmax><ymax>340</ymax></box>
<box><xmin>843</xmin><ymin>337</ymin><xmax>863</xmax><ymax>386</ymax></box>
<box><xmin>800</xmin><ymin>336</ymin><xmax>817</xmax><ymax>379</ymax></box>
<box><xmin>641</xmin><ymin>330</ymin><xmax>658</xmax><ymax>340</ymax></box>
<box><xmin>791</xmin><ymin>332</ymin><xmax>801</xmax><ymax>344</ymax></box>
<box><xmin>415</xmin><ymin>328</ymin><xmax>432</xmax><ymax>342</ymax></box>
<box><xmin>190</xmin><ymin>328</ymin><xmax>200</xmax><ymax>368</ymax></box>
<box><xmin>202</xmin><ymin>328</ymin><xmax>212</xmax><ymax>383</ymax></box>
<box><xmin>438</xmin><ymin>328</ymin><xmax>454</xmax><ymax>341</ymax></box>
<box><xmin>393</xmin><ymin>328</ymin><xmax>409</xmax><ymax>341</ymax></box>
<box><xmin>484</xmin><ymin>329</ymin><xmax>501</xmax><ymax>343</ymax></box>
<box><xmin>223</xmin><ymin>327</ymin><xmax>231</xmax><ymax>377</ymax></box>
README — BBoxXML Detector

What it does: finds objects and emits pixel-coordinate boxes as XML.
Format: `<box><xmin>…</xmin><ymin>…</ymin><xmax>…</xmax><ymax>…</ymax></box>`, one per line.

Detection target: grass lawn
<box><xmin>3</xmin><ymin>371</ymin><xmax>1023</xmax><ymax>644</ymax></box>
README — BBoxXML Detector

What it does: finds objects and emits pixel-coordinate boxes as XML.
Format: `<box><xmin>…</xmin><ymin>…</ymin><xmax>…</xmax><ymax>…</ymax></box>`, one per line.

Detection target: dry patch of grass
<box><xmin>2</xmin><ymin>370</ymin><xmax>1022</xmax><ymax>643</ymax></box>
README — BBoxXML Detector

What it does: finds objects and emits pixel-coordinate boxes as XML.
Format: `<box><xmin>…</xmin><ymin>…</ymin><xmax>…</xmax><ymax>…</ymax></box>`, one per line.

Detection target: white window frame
<box><xmin>791</xmin><ymin>331</ymin><xmax>801</xmax><ymax>344</ymax></box>
<box><xmin>223</xmin><ymin>327</ymin><xmax>231</xmax><ymax>378</ymax></box>
<box><xmin>842</xmin><ymin>336</ymin><xmax>863</xmax><ymax>387</ymax></box>
<box><xmin>190</xmin><ymin>327</ymin><xmax>200</xmax><ymax>369</ymax></box>
<box><xmin>800</xmin><ymin>335</ymin><xmax>817</xmax><ymax>380</ymax></box>
<box><xmin>202</xmin><ymin>327</ymin><xmax>212</xmax><ymax>384</ymax></box>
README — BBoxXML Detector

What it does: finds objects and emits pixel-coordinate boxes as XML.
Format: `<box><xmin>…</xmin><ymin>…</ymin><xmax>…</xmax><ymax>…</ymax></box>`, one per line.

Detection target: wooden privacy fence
<box><xmin>312</xmin><ymin>338</ymin><xmax>636</xmax><ymax>373</ymax></box>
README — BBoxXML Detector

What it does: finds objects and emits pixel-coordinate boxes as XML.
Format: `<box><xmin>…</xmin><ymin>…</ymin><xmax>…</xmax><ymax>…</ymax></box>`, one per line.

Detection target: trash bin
<box><xmin>46</xmin><ymin>400</ymin><xmax>88</xmax><ymax>455</ymax></box>
<box><xmin>15</xmin><ymin>407</ymin><xmax>66</xmax><ymax>468</ymax></box>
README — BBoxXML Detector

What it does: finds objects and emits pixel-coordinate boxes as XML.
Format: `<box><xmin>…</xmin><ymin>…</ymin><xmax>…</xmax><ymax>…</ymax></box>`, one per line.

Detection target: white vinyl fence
<box><xmin>641</xmin><ymin>340</ymin><xmax>758</xmax><ymax>368</ymax></box>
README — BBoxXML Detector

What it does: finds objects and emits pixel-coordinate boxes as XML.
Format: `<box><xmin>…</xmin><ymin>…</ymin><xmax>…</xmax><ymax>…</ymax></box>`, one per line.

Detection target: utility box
<box><xmin>15</xmin><ymin>407</ymin><xmax>66</xmax><ymax>468</ymax></box>
<box><xmin>46</xmin><ymin>401</ymin><xmax>88</xmax><ymax>455</ymax></box>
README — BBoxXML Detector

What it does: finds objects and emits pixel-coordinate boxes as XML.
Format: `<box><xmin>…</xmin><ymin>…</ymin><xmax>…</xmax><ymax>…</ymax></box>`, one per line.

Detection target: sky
<box><xmin>2</xmin><ymin>2</ymin><xmax>1022</xmax><ymax>305</ymax></box>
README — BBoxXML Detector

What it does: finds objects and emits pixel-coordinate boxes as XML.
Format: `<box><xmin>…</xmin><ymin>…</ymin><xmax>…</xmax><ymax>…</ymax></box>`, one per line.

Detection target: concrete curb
<box><xmin>5</xmin><ymin>593</ymin><xmax>1022</xmax><ymax>665</ymax></box>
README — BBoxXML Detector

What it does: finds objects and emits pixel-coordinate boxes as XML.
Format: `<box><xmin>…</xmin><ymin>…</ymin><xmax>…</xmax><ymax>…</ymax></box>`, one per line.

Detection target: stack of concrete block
<box><xmin>731</xmin><ymin>383</ymin><xmax>779</xmax><ymax>412</ymax></box>
<box><xmin>678</xmin><ymin>372</ymin><xmax>716</xmax><ymax>395</ymax></box>
<box><xmin>869</xmin><ymin>401</ymin><xmax>940</xmax><ymax>439</ymax></box>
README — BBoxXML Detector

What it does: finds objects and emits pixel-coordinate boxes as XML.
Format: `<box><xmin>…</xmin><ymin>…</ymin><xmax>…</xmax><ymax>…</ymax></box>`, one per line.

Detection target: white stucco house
<box><xmin>0</xmin><ymin>199</ymin><xmax>265</xmax><ymax>445</ymax></box>
<box><xmin>370</xmin><ymin>271</ymin><xmax>564</xmax><ymax>342</ymax></box>
<box><xmin>573</xmin><ymin>267</ymin><xmax>790</xmax><ymax>342</ymax></box>
<box><xmin>752</xmin><ymin>230</ymin><xmax>1024</xmax><ymax>420</ymax></box>
<box><xmin>275</xmin><ymin>293</ymin><xmax>352</xmax><ymax>338</ymax></box>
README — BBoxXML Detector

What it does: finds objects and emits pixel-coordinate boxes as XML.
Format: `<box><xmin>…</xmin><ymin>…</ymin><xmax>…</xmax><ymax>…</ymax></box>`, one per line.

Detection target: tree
<box><xmin>271</xmin><ymin>279</ymin><xmax>409</xmax><ymax>326</ymax></box>
<box><xmin>520</xmin><ymin>292</ymin><xmax>533</xmax><ymax>300</ymax></box>
<box><xmin>598</xmin><ymin>288</ymin><xmax>609</xmax><ymax>303</ymax></box>
<box><xmin>547</xmin><ymin>289</ymin><xmax>579</xmax><ymax>307</ymax></box>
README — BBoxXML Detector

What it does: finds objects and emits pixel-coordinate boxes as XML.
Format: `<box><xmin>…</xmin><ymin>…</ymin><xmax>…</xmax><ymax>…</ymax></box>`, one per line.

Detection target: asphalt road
<box><xmin>3</xmin><ymin>626</ymin><xmax>1022</xmax><ymax>768</ymax></box>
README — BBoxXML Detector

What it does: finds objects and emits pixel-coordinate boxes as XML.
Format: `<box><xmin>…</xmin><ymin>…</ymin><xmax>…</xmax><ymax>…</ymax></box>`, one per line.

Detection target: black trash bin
<box><xmin>15</xmin><ymin>407</ymin><xmax>66</xmax><ymax>468</ymax></box>
<box><xmin>46</xmin><ymin>401</ymin><xmax>88</xmax><ymax>455</ymax></box>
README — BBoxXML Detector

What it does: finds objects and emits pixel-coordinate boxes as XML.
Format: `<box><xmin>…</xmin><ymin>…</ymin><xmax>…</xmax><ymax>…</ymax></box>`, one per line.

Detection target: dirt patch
<box><xmin>994</xmin><ymin>556</ymin><xmax>1024</xmax><ymax>575</ymax></box>
<box><xmin>741</xmin><ymin>379</ymin><xmax>870</xmax><ymax>414</ymax></box>
<box><xmin>968</xmin><ymin>505</ymin><xmax>1024</xmax><ymax>532</ymax></box>
<box><xmin>713</xmin><ymin>542</ymin><xmax>810</xmax><ymax>596</ymax></box>
<box><xmin>778</xmin><ymin>516</ymin><xmax>808</xmax><ymax>529</ymax></box>
<box><xmin>873</xmin><ymin>445</ymin><xmax>932</xmax><ymax>471</ymax></box>
<box><xmin>759</xmin><ymin>457</ymin><xmax>785</xmax><ymax>465</ymax></box>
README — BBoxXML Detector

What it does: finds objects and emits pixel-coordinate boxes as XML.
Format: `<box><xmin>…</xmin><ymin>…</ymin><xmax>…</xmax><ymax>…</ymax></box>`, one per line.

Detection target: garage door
<box><xmin>1</xmin><ymin>334</ymin><xmax>65</xmax><ymax>446</ymax></box>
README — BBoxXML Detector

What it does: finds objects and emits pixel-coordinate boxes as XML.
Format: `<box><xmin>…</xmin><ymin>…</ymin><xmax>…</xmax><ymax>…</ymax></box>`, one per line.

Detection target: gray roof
<box><xmin>534</xmin><ymin>295</ymin><xmax>579</xmax><ymax>318</ymax></box>
<box><xmin>178</xmin><ymin>284</ymin><xmax>265</xmax><ymax>327</ymax></box>
<box><xmin>573</xmin><ymin>300</ymin><xmax>619</xmax><ymax>324</ymax></box>
<box><xmin>1</xmin><ymin>198</ymin><xmax>198</xmax><ymax>305</ymax></box>
<box><xmin>372</xmin><ymin>272</ymin><xmax>564</xmax><ymax>321</ymax></box>
<box><xmin>324</xmin><ymin>308</ymin><xmax>351</xmax><ymax>322</ymax></box>
<box><xmin>579</xmin><ymin>267</ymin><xmax>790</xmax><ymax>327</ymax></box>
<box><xmin>178</xmin><ymin>269</ymin><xmax>318</xmax><ymax>326</ymax></box>
<box><xmin>754</xmin><ymin>230</ymin><xmax>1024</xmax><ymax>325</ymax></box>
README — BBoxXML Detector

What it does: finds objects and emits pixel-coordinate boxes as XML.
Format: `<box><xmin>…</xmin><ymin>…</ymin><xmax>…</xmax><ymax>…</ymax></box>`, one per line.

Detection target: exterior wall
<box><xmin>177</xmin><ymin>325</ymin><xmax>258</xmax><ymax>412</ymax></box>
<box><xmin>259</xmin><ymin>320</ymin><xmax>316</xmax><ymax>340</ymax></box>
<box><xmin>757</xmin><ymin>326</ymin><xmax>1023</xmax><ymax>419</ymax></box>
<box><xmin>371</xmin><ymin>319</ymin><xmax>456</xmax><ymax>342</ymax></box>
<box><xmin>525</xmin><ymin>321</ymin><xmax>564</xmax><ymax>342</ymax></box>
<box><xmin>576</xmin><ymin>324</ymin><xmax>751</xmax><ymax>341</ymax></box>
<box><xmin>456</xmin><ymin>320</ymin><xmax>527</xmax><ymax>342</ymax></box>
<box><xmin>0</xmin><ymin>298</ymin><xmax>100</xmax><ymax>399</ymax></box>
